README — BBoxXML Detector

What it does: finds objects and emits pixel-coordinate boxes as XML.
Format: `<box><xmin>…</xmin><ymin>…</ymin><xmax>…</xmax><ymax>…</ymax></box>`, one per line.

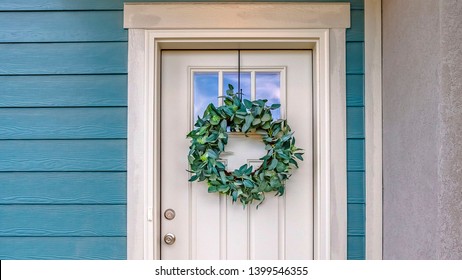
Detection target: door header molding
<box><xmin>124</xmin><ymin>2</ymin><xmax>350</xmax><ymax>29</ymax></box>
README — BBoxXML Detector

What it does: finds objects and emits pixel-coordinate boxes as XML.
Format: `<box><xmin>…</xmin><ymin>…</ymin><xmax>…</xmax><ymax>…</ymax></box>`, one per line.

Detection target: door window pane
<box><xmin>223</xmin><ymin>72</ymin><xmax>251</xmax><ymax>99</ymax></box>
<box><xmin>256</xmin><ymin>72</ymin><xmax>281</xmax><ymax>120</ymax></box>
<box><xmin>193</xmin><ymin>72</ymin><xmax>218</xmax><ymax>121</ymax></box>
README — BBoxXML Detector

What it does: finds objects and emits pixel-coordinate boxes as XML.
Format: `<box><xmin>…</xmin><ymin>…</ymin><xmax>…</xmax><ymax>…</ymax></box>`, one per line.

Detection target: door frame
<box><xmin>124</xmin><ymin>2</ymin><xmax>352</xmax><ymax>260</ymax></box>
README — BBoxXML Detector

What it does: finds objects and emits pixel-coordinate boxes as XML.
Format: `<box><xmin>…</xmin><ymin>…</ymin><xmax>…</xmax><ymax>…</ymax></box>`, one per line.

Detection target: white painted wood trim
<box><xmin>308</xmin><ymin>29</ymin><xmax>331</xmax><ymax>260</ymax></box>
<box><xmin>127</xmin><ymin>29</ymin><xmax>149</xmax><ymax>260</ymax></box>
<box><xmin>365</xmin><ymin>0</ymin><xmax>383</xmax><ymax>260</ymax></box>
<box><xmin>125</xmin><ymin>3</ymin><xmax>350</xmax><ymax>260</ymax></box>
<box><xmin>124</xmin><ymin>3</ymin><xmax>350</xmax><ymax>29</ymax></box>
<box><xmin>329</xmin><ymin>29</ymin><xmax>347</xmax><ymax>260</ymax></box>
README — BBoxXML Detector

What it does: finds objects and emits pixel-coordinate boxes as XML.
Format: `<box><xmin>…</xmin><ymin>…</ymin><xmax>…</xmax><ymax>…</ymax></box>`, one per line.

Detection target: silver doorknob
<box><xmin>164</xmin><ymin>233</ymin><xmax>176</xmax><ymax>245</ymax></box>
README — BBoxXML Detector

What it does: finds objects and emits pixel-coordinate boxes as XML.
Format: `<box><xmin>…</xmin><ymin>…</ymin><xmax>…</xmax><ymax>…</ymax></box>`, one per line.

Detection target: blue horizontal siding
<box><xmin>345</xmin><ymin>1</ymin><xmax>364</xmax><ymax>260</ymax></box>
<box><xmin>0</xmin><ymin>237</ymin><xmax>126</xmax><ymax>260</ymax></box>
<box><xmin>0</xmin><ymin>75</ymin><xmax>127</xmax><ymax>107</ymax></box>
<box><xmin>0</xmin><ymin>140</ymin><xmax>126</xmax><ymax>171</ymax></box>
<box><xmin>347</xmin><ymin>236</ymin><xmax>365</xmax><ymax>260</ymax></box>
<box><xmin>347</xmin><ymin>107</ymin><xmax>364</xmax><ymax>138</ymax></box>
<box><xmin>347</xmin><ymin>171</ymin><xmax>365</xmax><ymax>203</ymax></box>
<box><xmin>346</xmin><ymin>74</ymin><xmax>364</xmax><ymax>106</ymax></box>
<box><xmin>350</xmin><ymin>0</ymin><xmax>363</xmax><ymax>9</ymax></box>
<box><xmin>0</xmin><ymin>205</ymin><xmax>126</xmax><ymax>236</ymax></box>
<box><xmin>0</xmin><ymin>107</ymin><xmax>127</xmax><ymax>139</ymax></box>
<box><xmin>0</xmin><ymin>0</ymin><xmax>130</xmax><ymax>10</ymax></box>
<box><xmin>0</xmin><ymin>172</ymin><xmax>126</xmax><ymax>204</ymax></box>
<box><xmin>0</xmin><ymin>42</ymin><xmax>127</xmax><ymax>75</ymax></box>
<box><xmin>0</xmin><ymin>0</ymin><xmax>364</xmax><ymax>11</ymax></box>
<box><xmin>346</xmin><ymin>42</ymin><xmax>364</xmax><ymax>74</ymax></box>
<box><xmin>0</xmin><ymin>12</ymin><xmax>126</xmax><ymax>42</ymax></box>
<box><xmin>346</xmin><ymin>10</ymin><xmax>364</xmax><ymax>42</ymax></box>
<box><xmin>347</xmin><ymin>203</ymin><xmax>365</xmax><ymax>235</ymax></box>
<box><xmin>347</xmin><ymin>139</ymin><xmax>365</xmax><ymax>171</ymax></box>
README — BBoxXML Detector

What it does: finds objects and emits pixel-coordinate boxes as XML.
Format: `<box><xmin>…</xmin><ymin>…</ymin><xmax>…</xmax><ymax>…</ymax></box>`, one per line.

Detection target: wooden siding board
<box><xmin>347</xmin><ymin>139</ymin><xmax>365</xmax><ymax>171</ymax></box>
<box><xmin>346</xmin><ymin>42</ymin><xmax>364</xmax><ymax>74</ymax></box>
<box><xmin>346</xmin><ymin>74</ymin><xmax>364</xmax><ymax>106</ymax></box>
<box><xmin>0</xmin><ymin>140</ymin><xmax>126</xmax><ymax>171</ymax></box>
<box><xmin>0</xmin><ymin>172</ymin><xmax>126</xmax><ymax>205</ymax></box>
<box><xmin>347</xmin><ymin>236</ymin><xmax>365</xmax><ymax>260</ymax></box>
<box><xmin>0</xmin><ymin>75</ymin><xmax>127</xmax><ymax>107</ymax></box>
<box><xmin>0</xmin><ymin>0</ymin><xmax>127</xmax><ymax>11</ymax></box>
<box><xmin>347</xmin><ymin>171</ymin><xmax>365</xmax><ymax>203</ymax></box>
<box><xmin>0</xmin><ymin>12</ymin><xmax>126</xmax><ymax>43</ymax></box>
<box><xmin>0</xmin><ymin>107</ymin><xmax>127</xmax><ymax>139</ymax></box>
<box><xmin>0</xmin><ymin>42</ymin><xmax>127</xmax><ymax>75</ymax></box>
<box><xmin>347</xmin><ymin>107</ymin><xmax>364</xmax><ymax>138</ymax></box>
<box><xmin>0</xmin><ymin>0</ymin><xmax>364</xmax><ymax>11</ymax></box>
<box><xmin>0</xmin><ymin>237</ymin><xmax>126</xmax><ymax>259</ymax></box>
<box><xmin>349</xmin><ymin>0</ymin><xmax>363</xmax><ymax>10</ymax></box>
<box><xmin>347</xmin><ymin>203</ymin><xmax>365</xmax><ymax>235</ymax></box>
<box><xmin>0</xmin><ymin>205</ymin><xmax>126</xmax><ymax>237</ymax></box>
<box><xmin>346</xmin><ymin>10</ymin><xmax>364</xmax><ymax>42</ymax></box>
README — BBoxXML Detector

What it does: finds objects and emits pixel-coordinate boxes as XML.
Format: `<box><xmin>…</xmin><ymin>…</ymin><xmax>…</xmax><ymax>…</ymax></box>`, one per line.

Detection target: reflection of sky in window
<box><xmin>256</xmin><ymin>72</ymin><xmax>281</xmax><ymax>120</ymax></box>
<box><xmin>223</xmin><ymin>72</ymin><xmax>251</xmax><ymax>99</ymax></box>
<box><xmin>194</xmin><ymin>72</ymin><xmax>218</xmax><ymax>121</ymax></box>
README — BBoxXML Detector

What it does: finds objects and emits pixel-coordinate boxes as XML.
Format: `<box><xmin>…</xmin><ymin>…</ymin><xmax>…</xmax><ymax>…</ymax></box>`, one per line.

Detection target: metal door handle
<box><xmin>164</xmin><ymin>233</ymin><xmax>176</xmax><ymax>245</ymax></box>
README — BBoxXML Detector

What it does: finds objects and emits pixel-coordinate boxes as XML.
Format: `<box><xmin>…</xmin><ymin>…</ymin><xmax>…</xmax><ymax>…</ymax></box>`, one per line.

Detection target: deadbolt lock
<box><xmin>164</xmin><ymin>209</ymin><xmax>176</xmax><ymax>220</ymax></box>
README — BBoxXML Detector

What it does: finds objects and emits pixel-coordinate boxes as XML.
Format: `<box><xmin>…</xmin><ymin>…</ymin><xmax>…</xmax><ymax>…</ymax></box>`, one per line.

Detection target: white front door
<box><xmin>161</xmin><ymin>50</ymin><xmax>313</xmax><ymax>260</ymax></box>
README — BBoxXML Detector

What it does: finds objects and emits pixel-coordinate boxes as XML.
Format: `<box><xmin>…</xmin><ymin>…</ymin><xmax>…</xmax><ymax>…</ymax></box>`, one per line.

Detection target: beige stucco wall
<box><xmin>383</xmin><ymin>0</ymin><xmax>462</xmax><ymax>259</ymax></box>
<box><xmin>437</xmin><ymin>0</ymin><xmax>462</xmax><ymax>260</ymax></box>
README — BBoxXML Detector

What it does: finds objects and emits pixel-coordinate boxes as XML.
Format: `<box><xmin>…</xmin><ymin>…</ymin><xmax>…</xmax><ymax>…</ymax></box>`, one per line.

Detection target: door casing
<box><xmin>125</xmin><ymin>3</ymin><xmax>351</xmax><ymax>260</ymax></box>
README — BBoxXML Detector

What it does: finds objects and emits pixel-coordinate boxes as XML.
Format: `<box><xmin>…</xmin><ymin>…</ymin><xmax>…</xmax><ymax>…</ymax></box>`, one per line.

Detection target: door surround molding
<box><xmin>125</xmin><ymin>2</ymin><xmax>350</xmax><ymax>260</ymax></box>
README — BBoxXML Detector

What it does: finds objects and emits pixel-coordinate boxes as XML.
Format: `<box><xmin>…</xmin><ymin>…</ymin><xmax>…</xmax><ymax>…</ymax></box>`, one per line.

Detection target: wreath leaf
<box><xmin>187</xmin><ymin>85</ymin><xmax>303</xmax><ymax>207</ymax></box>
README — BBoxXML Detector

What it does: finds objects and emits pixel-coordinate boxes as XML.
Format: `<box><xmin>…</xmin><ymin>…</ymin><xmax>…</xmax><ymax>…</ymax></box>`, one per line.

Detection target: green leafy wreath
<box><xmin>187</xmin><ymin>85</ymin><xmax>304</xmax><ymax>207</ymax></box>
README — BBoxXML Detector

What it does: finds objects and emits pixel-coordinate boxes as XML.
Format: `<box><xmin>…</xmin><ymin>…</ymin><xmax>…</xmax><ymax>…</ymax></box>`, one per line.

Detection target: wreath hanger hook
<box><xmin>237</xmin><ymin>49</ymin><xmax>243</xmax><ymax>101</ymax></box>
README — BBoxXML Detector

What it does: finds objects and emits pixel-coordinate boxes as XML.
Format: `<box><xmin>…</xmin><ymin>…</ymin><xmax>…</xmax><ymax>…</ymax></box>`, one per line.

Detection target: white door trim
<box><xmin>124</xmin><ymin>2</ymin><xmax>350</xmax><ymax>29</ymax></box>
<box><xmin>125</xmin><ymin>3</ymin><xmax>350</xmax><ymax>260</ymax></box>
<box><xmin>365</xmin><ymin>0</ymin><xmax>383</xmax><ymax>260</ymax></box>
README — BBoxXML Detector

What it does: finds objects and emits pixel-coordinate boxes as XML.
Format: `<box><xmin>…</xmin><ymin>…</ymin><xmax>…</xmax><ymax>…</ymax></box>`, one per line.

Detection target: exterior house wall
<box><xmin>0</xmin><ymin>0</ymin><xmax>365</xmax><ymax>259</ymax></box>
<box><xmin>0</xmin><ymin>1</ymin><xmax>128</xmax><ymax>260</ymax></box>
<box><xmin>383</xmin><ymin>0</ymin><xmax>462</xmax><ymax>259</ymax></box>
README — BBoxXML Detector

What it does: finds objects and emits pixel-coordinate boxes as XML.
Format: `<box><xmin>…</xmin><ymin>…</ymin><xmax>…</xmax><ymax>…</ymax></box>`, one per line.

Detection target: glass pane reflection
<box><xmin>193</xmin><ymin>72</ymin><xmax>218</xmax><ymax>121</ymax></box>
<box><xmin>256</xmin><ymin>72</ymin><xmax>281</xmax><ymax>120</ymax></box>
<box><xmin>223</xmin><ymin>72</ymin><xmax>251</xmax><ymax>99</ymax></box>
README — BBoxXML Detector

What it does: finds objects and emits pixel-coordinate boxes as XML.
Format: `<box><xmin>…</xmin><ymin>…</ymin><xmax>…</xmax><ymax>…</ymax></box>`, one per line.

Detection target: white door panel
<box><xmin>161</xmin><ymin>50</ymin><xmax>312</xmax><ymax>259</ymax></box>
